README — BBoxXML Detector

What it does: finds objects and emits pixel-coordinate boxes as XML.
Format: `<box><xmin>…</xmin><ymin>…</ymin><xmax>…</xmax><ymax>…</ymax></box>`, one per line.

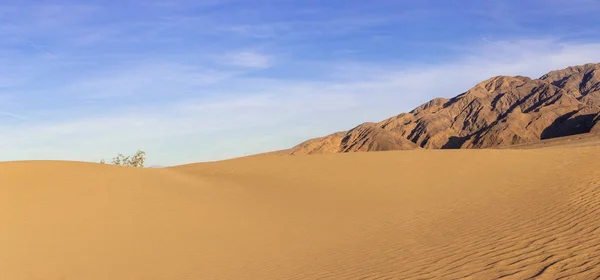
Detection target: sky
<box><xmin>1</xmin><ymin>0</ymin><xmax>600</xmax><ymax>166</ymax></box>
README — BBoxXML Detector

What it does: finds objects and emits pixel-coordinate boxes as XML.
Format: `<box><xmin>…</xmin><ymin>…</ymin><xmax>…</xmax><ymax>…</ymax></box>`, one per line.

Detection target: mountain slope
<box><xmin>289</xmin><ymin>123</ymin><xmax>419</xmax><ymax>155</ymax></box>
<box><xmin>288</xmin><ymin>63</ymin><xmax>600</xmax><ymax>155</ymax></box>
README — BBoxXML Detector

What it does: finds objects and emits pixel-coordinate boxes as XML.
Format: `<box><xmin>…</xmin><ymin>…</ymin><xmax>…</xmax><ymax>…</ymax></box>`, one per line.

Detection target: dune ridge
<box><xmin>1</xmin><ymin>144</ymin><xmax>600</xmax><ymax>279</ymax></box>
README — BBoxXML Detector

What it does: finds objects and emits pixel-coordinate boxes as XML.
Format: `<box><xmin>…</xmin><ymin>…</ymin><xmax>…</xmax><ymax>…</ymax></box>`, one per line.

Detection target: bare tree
<box><xmin>100</xmin><ymin>150</ymin><xmax>146</xmax><ymax>167</ymax></box>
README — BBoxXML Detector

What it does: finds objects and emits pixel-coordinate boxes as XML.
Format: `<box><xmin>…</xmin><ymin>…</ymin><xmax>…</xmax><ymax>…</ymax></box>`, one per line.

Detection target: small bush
<box><xmin>100</xmin><ymin>150</ymin><xmax>146</xmax><ymax>167</ymax></box>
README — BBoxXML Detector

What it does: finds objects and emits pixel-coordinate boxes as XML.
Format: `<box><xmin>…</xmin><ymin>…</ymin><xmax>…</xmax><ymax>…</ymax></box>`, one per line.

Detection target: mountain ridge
<box><xmin>286</xmin><ymin>63</ymin><xmax>600</xmax><ymax>155</ymax></box>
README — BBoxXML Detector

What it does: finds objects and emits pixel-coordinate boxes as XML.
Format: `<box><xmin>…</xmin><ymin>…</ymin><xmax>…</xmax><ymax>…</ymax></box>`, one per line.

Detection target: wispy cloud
<box><xmin>59</xmin><ymin>62</ymin><xmax>243</xmax><ymax>100</ymax></box>
<box><xmin>222</xmin><ymin>15</ymin><xmax>401</xmax><ymax>40</ymax></box>
<box><xmin>0</xmin><ymin>110</ymin><xmax>26</xmax><ymax>119</ymax></box>
<box><xmin>216</xmin><ymin>51</ymin><xmax>274</xmax><ymax>69</ymax></box>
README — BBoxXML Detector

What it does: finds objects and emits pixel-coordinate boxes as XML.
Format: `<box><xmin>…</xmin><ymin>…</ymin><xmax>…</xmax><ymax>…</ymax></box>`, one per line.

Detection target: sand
<box><xmin>1</xmin><ymin>145</ymin><xmax>600</xmax><ymax>279</ymax></box>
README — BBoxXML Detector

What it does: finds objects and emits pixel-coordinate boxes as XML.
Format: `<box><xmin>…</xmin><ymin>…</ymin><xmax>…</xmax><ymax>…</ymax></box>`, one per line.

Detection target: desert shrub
<box><xmin>100</xmin><ymin>150</ymin><xmax>146</xmax><ymax>167</ymax></box>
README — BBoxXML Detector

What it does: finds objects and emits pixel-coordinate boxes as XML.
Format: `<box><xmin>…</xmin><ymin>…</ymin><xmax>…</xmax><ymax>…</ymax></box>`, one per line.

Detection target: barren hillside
<box><xmin>288</xmin><ymin>63</ymin><xmax>600</xmax><ymax>155</ymax></box>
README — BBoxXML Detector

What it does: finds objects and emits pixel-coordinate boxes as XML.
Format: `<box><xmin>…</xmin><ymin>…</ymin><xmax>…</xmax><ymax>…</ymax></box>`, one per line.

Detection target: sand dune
<box><xmin>1</xmin><ymin>145</ymin><xmax>600</xmax><ymax>279</ymax></box>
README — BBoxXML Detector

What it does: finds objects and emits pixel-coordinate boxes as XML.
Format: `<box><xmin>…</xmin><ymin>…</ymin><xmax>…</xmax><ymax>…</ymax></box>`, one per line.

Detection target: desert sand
<box><xmin>1</xmin><ymin>144</ymin><xmax>600</xmax><ymax>279</ymax></box>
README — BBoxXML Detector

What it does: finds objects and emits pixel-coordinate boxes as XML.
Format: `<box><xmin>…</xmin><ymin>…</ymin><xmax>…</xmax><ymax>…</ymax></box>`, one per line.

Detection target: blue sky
<box><xmin>1</xmin><ymin>0</ymin><xmax>600</xmax><ymax>166</ymax></box>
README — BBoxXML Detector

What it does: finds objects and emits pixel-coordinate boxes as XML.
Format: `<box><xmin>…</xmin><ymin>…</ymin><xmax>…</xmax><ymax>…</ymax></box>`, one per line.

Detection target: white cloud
<box><xmin>0</xmin><ymin>110</ymin><xmax>27</xmax><ymax>119</ymax></box>
<box><xmin>60</xmin><ymin>63</ymin><xmax>242</xmax><ymax>99</ymax></box>
<box><xmin>217</xmin><ymin>51</ymin><xmax>273</xmax><ymax>69</ymax></box>
<box><xmin>311</xmin><ymin>38</ymin><xmax>600</xmax><ymax>114</ymax></box>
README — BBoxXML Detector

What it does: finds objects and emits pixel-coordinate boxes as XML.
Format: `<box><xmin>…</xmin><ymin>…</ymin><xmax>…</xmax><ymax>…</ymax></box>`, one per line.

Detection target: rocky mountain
<box><xmin>287</xmin><ymin>63</ymin><xmax>600</xmax><ymax>155</ymax></box>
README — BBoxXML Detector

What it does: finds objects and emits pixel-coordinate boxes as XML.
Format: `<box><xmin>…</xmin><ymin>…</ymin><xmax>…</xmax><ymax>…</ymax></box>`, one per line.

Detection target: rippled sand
<box><xmin>1</xmin><ymin>145</ymin><xmax>599</xmax><ymax>279</ymax></box>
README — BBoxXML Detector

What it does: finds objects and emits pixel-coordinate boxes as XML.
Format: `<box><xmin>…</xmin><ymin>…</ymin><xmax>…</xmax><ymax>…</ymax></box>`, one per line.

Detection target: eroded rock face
<box><xmin>288</xmin><ymin>63</ymin><xmax>600</xmax><ymax>155</ymax></box>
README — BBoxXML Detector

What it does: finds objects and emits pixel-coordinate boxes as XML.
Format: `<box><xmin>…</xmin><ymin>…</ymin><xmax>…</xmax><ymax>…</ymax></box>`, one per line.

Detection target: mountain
<box><xmin>287</xmin><ymin>63</ymin><xmax>600</xmax><ymax>155</ymax></box>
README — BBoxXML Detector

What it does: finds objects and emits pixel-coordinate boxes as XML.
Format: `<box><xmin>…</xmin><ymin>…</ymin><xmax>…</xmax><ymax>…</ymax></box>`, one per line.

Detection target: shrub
<box><xmin>100</xmin><ymin>150</ymin><xmax>146</xmax><ymax>167</ymax></box>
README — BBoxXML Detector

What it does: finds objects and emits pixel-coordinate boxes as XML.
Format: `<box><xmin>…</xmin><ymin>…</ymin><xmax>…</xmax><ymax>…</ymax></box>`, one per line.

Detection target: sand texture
<box><xmin>1</xmin><ymin>144</ymin><xmax>600</xmax><ymax>279</ymax></box>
